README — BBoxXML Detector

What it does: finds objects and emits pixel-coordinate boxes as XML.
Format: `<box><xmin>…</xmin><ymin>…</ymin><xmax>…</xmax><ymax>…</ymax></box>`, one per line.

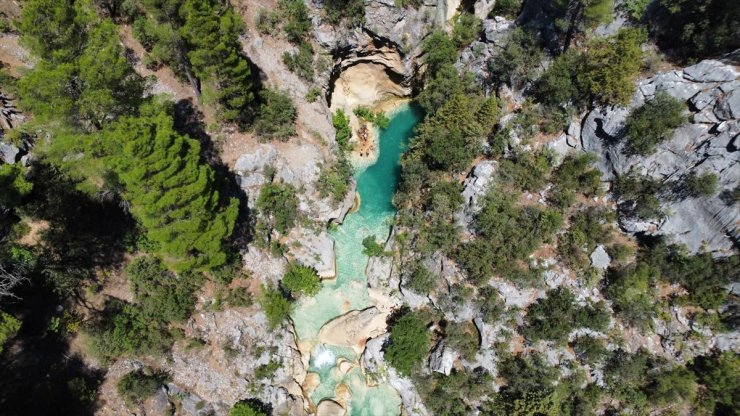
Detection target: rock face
<box><xmin>459</xmin><ymin>160</ymin><xmax>497</xmax><ymax>234</ymax></box>
<box><xmin>590</xmin><ymin>245</ymin><xmax>611</xmax><ymax>270</ymax></box>
<box><xmin>316</xmin><ymin>399</ymin><xmax>346</xmax><ymax>416</ymax></box>
<box><xmin>578</xmin><ymin>57</ymin><xmax>740</xmax><ymax>255</ymax></box>
<box><xmin>286</xmin><ymin>227</ymin><xmax>336</xmax><ymax>279</ymax></box>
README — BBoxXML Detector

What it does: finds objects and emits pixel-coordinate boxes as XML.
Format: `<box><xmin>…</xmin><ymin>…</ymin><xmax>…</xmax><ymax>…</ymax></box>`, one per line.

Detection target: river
<box><xmin>290</xmin><ymin>103</ymin><xmax>424</xmax><ymax>415</ymax></box>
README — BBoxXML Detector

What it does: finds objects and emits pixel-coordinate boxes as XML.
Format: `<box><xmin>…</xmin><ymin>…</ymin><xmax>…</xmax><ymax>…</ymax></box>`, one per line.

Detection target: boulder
<box><xmin>316</xmin><ymin>399</ymin><xmax>346</xmax><ymax>416</ymax></box>
<box><xmin>361</xmin><ymin>334</ymin><xmax>389</xmax><ymax>375</ymax></box>
<box><xmin>286</xmin><ymin>227</ymin><xmax>336</xmax><ymax>279</ymax></box>
<box><xmin>0</xmin><ymin>141</ymin><xmax>19</xmax><ymax>164</ymax></box>
<box><xmin>714</xmin><ymin>87</ymin><xmax>740</xmax><ymax>120</ymax></box>
<box><xmin>317</xmin><ymin>307</ymin><xmax>388</xmax><ymax>354</ymax></box>
<box><xmin>428</xmin><ymin>342</ymin><xmax>457</xmax><ymax>375</ymax></box>
<box><xmin>482</xmin><ymin>17</ymin><xmax>513</xmax><ymax>46</ymax></box>
<box><xmin>683</xmin><ymin>60</ymin><xmax>739</xmax><ymax>83</ymax></box>
<box><xmin>589</xmin><ymin>245</ymin><xmax>611</xmax><ymax>270</ymax></box>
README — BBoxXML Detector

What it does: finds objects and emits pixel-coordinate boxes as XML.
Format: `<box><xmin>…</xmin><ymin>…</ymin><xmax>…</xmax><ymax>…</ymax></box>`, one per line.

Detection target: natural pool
<box><xmin>291</xmin><ymin>103</ymin><xmax>424</xmax><ymax>415</ymax></box>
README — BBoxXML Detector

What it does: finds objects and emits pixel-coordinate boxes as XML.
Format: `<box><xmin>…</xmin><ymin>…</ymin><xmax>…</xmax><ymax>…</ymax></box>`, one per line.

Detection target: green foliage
<box><xmin>488</xmin><ymin>28</ymin><xmax>544</xmax><ymax>88</ymax></box>
<box><xmin>179</xmin><ymin>0</ymin><xmax>254</xmax><ymax>123</ymax></box>
<box><xmin>642</xmin><ymin>243</ymin><xmax>738</xmax><ymax>310</ymax></box>
<box><xmin>458</xmin><ymin>188</ymin><xmax>563</xmax><ymax>284</ymax></box>
<box><xmin>106</xmin><ymin>111</ymin><xmax>238</xmax><ymax>272</ymax></box>
<box><xmin>681</xmin><ymin>172</ymin><xmax>718</xmax><ymax>198</ymax></box>
<box><xmin>691</xmin><ymin>352</ymin><xmax>740</xmax><ymax>414</ymax></box>
<box><xmin>413</xmin><ymin>94</ymin><xmax>499</xmax><ymax>172</ymax></box>
<box><xmin>417</xmin><ymin>64</ymin><xmax>480</xmax><ymax>115</ymax></box>
<box><xmin>254</xmin><ymin>88</ymin><xmax>297</xmax><ymax>141</ymax></box>
<box><xmin>445</xmin><ymin>321</ymin><xmax>480</xmax><ymax>360</ymax></box>
<box><xmin>256</xmin><ymin>182</ymin><xmax>298</xmax><ymax>234</ymax></box>
<box><xmin>490</xmin><ymin>0</ymin><xmax>522</xmax><ymax>19</ymax></box>
<box><xmin>558</xmin><ymin>207</ymin><xmax>614</xmax><ymax>270</ymax></box>
<box><xmin>625</xmin><ymin>92</ymin><xmax>686</xmax><ymax>155</ymax></box>
<box><xmin>538</xmin><ymin>28</ymin><xmax>645</xmax><ymax>108</ymax></box>
<box><xmin>225</xmin><ymin>287</ymin><xmax>254</xmax><ymax>308</ymax></box>
<box><xmin>254</xmin><ymin>359</ymin><xmax>281</xmax><ymax>380</ymax></box>
<box><xmin>549</xmin><ymin>153</ymin><xmax>602</xmax><ymax>209</ymax></box>
<box><xmin>332</xmin><ymin>109</ymin><xmax>353</xmax><ymax>151</ymax></box>
<box><xmin>255</xmin><ymin>7</ymin><xmax>280</xmax><ymax>35</ymax></box>
<box><xmin>230</xmin><ymin>400</ymin><xmax>268</xmax><ymax>416</ymax></box>
<box><xmin>278</xmin><ymin>0</ymin><xmax>311</xmax><ymax>43</ymax></box>
<box><xmin>282</xmin><ymin>42</ymin><xmax>314</xmax><ymax>81</ymax></box>
<box><xmin>614</xmin><ymin>170</ymin><xmax>664</xmax><ymax>220</ymax></box>
<box><xmin>385</xmin><ymin>311</ymin><xmax>431</xmax><ymax>375</ymax></box>
<box><xmin>421</xmin><ymin>31</ymin><xmax>458</xmax><ymax>76</ymax></box>
<box><xmin>317</xmin><ymin>154</ymin><xmax>352</xmax><ymax>203</ymax></box>
<box><xmin>404</xmin><ymin>263</ymin><xmax>436</xmax><ymax>295</ymax></box>
<box><xmin>570</xmin><ymin>336</ymin><xmax>609</xmax><ymax>364</ymax></box>
<box><xmin>322</xmin><ymin>0</ymin><xmax>365</xmax><ymax>26</ymax></box>
<box><xmin>281</xmin><ymin>264</ymin><xmax>321</xmax><ymax>297</ymax></box>
<box><xmin>498</xmin><ymin>149</ymin><xmax>553</xmax><ymax>192</ymax></box>
<box><xmin>117</xmin><ymin>369</ymin><xmax>168</xmax><ymax>405</ymax></box>
<box><xmin>259</xmin><ymin>284</ymin><xmax>292</xmax><ymax>328</ymax></box>
<box><xmin>0</xmin><ymin>310</ymin><xmax>21</xmax><ymax>353</ymax></box>
<box><xmin>498</xmin><ymin>353</ymin><xmax>559</xmax><ymax>394</ymax></box>
<box><xmin>623</xmin><ymin>0</ymin><xmax>651</xmax><ymax>20</ymax></box>
<box><xmin>646</xmin><ymin>366</ymin><xmax>697</xmax><ymax>406</ymax></box>
<box><xmin>416</xmin><ymin>369</ymin><xmax>494</xmax><ymax>415</ymax></box>
<box><xmin>477</xmin><ymin>286</ymin><xmax>505</xmax><ymax>323</ymax></box>
<box><xmin>353</xmin><ymin>106</ymin><xmax>389</xmax><ymax>129</ymax></box>
<box><xmin>452</xmin><ymin>13</ymin><xmax>481</xmax><ymax>48</ymax></box>
<box><xmin>652</xmin><ymin>0</ymin><xmax>740</xmax><ymax>61</ymax></box>
<box><xmin>0</xmin><ymin>164</ymin><xmax>33</xmax><ymax>210</ymax></box>
<box><xmin>305</xmin><ymin>86</ymin><xmax>321</xmax><ymax>103</ymax></box>
<box><xmin>362</xmin><ymin>235</ymin><xmax>387</xmax><ymax>257</ymax></box>
<box><xmin>604</xmin><ymin>264</ymin><xmax>657</xmax><ymax>328</ymax></box>
<box><xmin>17</xmin><ymin>0</ymin><xmax>88</xmax><ymax>62</ymax></box>
<box><xmin>89</xmin><ymin>300</ymin><xmax>176</xmax><ymax>362</ymax></box>
<box><xmin>126</xmin><ymin>256</ymin><xmax>198</xmax><ymax>323</ymax></box>
<box><xmin>523</xmin><ymin>287</ymin><xmax>610</xmax><ymax>343</ymax></box>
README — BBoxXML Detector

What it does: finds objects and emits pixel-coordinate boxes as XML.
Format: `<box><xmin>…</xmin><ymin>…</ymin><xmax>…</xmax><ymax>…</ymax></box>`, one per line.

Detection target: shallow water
<box><xmin>291</xmin><ymin>104</ymin><xmax>423</xmax><ymax>415</ymax></box>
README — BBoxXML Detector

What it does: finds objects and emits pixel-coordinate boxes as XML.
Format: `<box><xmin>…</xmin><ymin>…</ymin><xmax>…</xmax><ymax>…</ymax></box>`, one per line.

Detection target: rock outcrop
<box><xmin>317</xmin><ymin>307</ymin><xmax>388</xmax><ymax>354</ymax></box>
<box><xmin>575</xmin><ymin>58</ymin><xmax>740</xmax><ymax>255</ymax></box>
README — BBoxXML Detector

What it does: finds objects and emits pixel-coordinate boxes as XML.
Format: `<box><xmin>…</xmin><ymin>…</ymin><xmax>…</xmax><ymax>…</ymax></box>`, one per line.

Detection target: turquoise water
<box><xmin>291</xmin><ymin>104</ymin><xmax>423</xmax><ymax>415</ymax></box>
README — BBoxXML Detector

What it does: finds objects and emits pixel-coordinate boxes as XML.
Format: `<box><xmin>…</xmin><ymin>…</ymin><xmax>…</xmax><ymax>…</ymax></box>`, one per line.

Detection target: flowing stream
<box><xmin>291</xmin><ymin>104</ymin><xmax>423</xmax><ymax>415</ymax></box>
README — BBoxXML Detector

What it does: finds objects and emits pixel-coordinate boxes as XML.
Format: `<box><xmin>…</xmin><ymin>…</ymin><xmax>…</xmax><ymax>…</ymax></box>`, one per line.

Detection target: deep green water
<box><xmin>291</xmin><ymin>104</ymin><xmax>423</xmax><ymax>415</ymax></box>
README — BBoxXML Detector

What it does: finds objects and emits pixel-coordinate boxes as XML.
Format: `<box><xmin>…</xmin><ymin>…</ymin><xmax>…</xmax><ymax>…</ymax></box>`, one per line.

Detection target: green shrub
<box><xmin>255</xmin><ymin>8</ymin><xmax>279</xmax><ymax>35</ymax></box>
<box><xmin>256</xmin><ymin>182</ymin><xmax>299</xmax><ymax>234</ymax></box>
<box><xmin>317</xmin><ymin>155</ymin><xmax>353</xmax><ymax>202</ymax></box>
<box><xmin>646</xmin><ymin>366</ymin><xmax>697</xmax><ymax>406</ymax></box>
<box><xmin>681</xmin><ymin>172</ymin><xmax>718</xmax><ymax>197</ymax></box>
<box><xmin>126</xmin><ymin>256</ymin><xmax>199</xmax><ymax>323</ymax></box>
<box><xmin>691</xmin><ymin>351</ymin><xmax>740</xmax><ymax>414</ymax></box>
<box><xmin>385</xmin><ymin>311</ymin><xmax>431</xmax><ymax>375</ymax></box>
<box><xmin>362</xmin><ymin>235</ymin><xmax>387</xmax><ymax>257</ymax></box>
<box><xmin>603</xmin><ymin>264</ymin><xmax>657</xmax><ymax>329</ymax></box>
<box><xmin>477</xmin><ymin>286</ymin><xmax>505</xmax><ymax>323</ymax></box>
<box><xmin>444</xmin><ymin>321</ymin><xmax>479</xmax><ymax>360</ymax></box>
<box><xmin>332</xmin><ymin>109</ymin><xmax>353</xmax><ymax>151</ymax></box>
<box><xmin>488</xmin><ymin>28</ymin><xmax>544</xmax><ymax>88</ymax></box>
<box><xmin>549</xmin><ymin>153</ymin><xmax>602</xmax><ymax>209</ymax></box>
<box><xmin>230</xmin><ymin>400</ymin><xmax>268</xmax><ymax>416</ymax></box>
<box><xmin>0</xmin><ymin>311</ymin><xmax>21</xmax><ymax>353</ymax></box>
<box><xmin>625</xmin><ymin>92</ymin><xmax>686</xmax><ymax>155</ymax></box>
<box><xmin>490</xmin><ymin>0</ymin><xmax>522</xmax><ymax>18</ymax></box>
<box><xmin>404</xmin><ymin>263</ymin><xmax>436</xmax><ymax>295</ymax></box>
<box><xmin>282</xmin><ymin>42</ymin><xmax>314</xmax><ymax>81</ymax></box>
<box><xmin>497</xmin><ymin>353</ymin><xmax>559</xmax><ymax>394</ymax></box>
<box><xmin>570</xmin><ymin>336</ymin><xmax>609</xmax><ymax>364</ymax></box>
<box><xmin>259</xmin><ymin>284</ymin><xmax>292</xmax><ymax>328</ymax></box>
<box><xmin>254</xmin><ymin>88</ymin><xmax>297</xmax><ymax>141</ymax></box>
<box><xmin>278</xmin><ymin>0</ymin><xmax>311</xmax><ymax>43</ymax></box>
<box><xmin>254</xmin><ymin>359</ymin><xmax>281</xmax><ymax>380</ymax></box>
<box><xmin>523</xmin><ymin>287</ymin><xmax>610</xmax><ymax>343</ymax></box>
<box><xmin>614</xmin><ymin>171</ymin><xmax>665</xmax><ymax>220</ymax></box>
<box><xmin>557</xmin><ymin>207</ymin><xmax>614</xmax><ymax>270</ymax></box>
<box><xmin>305</xmin><ymin>86</ymin><xmax>321</xmax><ymax>103</ymax></box>
<box><xmin>353</xmin><ymin>106</ymin><xmax>389</xmax><ymax>129</ymax></box>
<box><xmin>226</xmin><ymin>287</ymin><xmax>253</xmax><ymax>308</ymax></box>
<box><xmin>322</xmin><ymin>0</ymin><xmax>365</xmax><ymax>26</ymax></box>
<box><xmin>281</xmin><ymin>264</ymin><xmax>321</xmax><ymax>297</ymax></box>
<box><xmin>117</xmin><ymin>368</ymin><xmax>168</xmax><ymax>405</ymax></box>
<box><xmin>421</xmin><ymin>31</ymin><xmax>458</xmax><ymax>76</ymax></box>
<box><xmin>452</xmin><ymin>13</ymin><xmax>481</xmax><ymax>48</ymax></box>
<box><xmin>498</xmin><ymin>149</ymin><xmax>553</xmax><ymax>192</ymax></box>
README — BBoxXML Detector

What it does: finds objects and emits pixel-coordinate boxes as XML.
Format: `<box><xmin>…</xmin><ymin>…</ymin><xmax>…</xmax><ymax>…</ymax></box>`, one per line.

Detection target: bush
<box><xmin>353</xmin><ymin>106</ymin><xmax>389</xmax><ymax>129</ymax></box>
<box><xmin>549</xmin><ymin>153</ymin><xmax>602</xmax><ymax>209</ymax></box>
<box><xmin>362</xmin><ymin>235</ymin><xmax>386</xmax><ymax>257</ymax></box>
<box><xmin>126</xmin><ymin>256</ymin><xmax>198</xmax><ymax>323</ymax></box>
<box><xmin>277</xmin><ymin>0</ymin><xmax>311</xmax><ymax>43</ymax></box>
<box><xmin>282</xmin><ymin>42</ymin><xmax>314</xmax><ymax>81</ymax></box>
<box><xmin>497</xmin><ymin>353</ymin><xmax>559</xmax><ymax>394</ymax></box>
<box><xmin>0</xmin><ymin>311</ymin><xmax>21</xmax><ymax>353</ymax></box>
<box><xmin>625</xmin><ymin>92</ymin><xmax>686</xmax><ymax>155</ymax></box>
<box><xmin>404</xmin><ymin>263</ymin><xmax>436</xmax><ymax>295</ymax></box>
<box><xmin>488</xmin><ymin>28</ymin><xmax>544</xmax><ymax>88</ymax></box>
<box><xmin>421</xmin><ymin>31</ymin><xmax>458</xmax><ymax>75</ymax></box>
<box><xmin>281</xmin><ymin>264</ymin><xmax>321</xmax><ymax>297</ymax></box>
<box><xmin>385</xmin><ymin>311</ymin><xmax>431</xmax><ymax>375</ymax></box>
<box><xmin>681</xmin><ymin>172</ymin><xmax>718</xmax><ymax>197</ymax></box>
<box><xmin>691</xmin><ymin>351</ymin><xmax>740</xmax><ymax>414</ymax></box>
<box><xmin>226</xmin><ymin>287</ymin><xmax>253</xmax><ymax>308</ymax></box>
<box><xmin>490</xmin><ymin>0</ymin><xmax>522</xmax><ymax>18</ymax></box>
<box><xmin>603</xmin><ymin>264</ymin><xmax>657</xmax><ymax>329</ymax></box>
<box><xmin>444</xmin><ymin>321</ymin><xmax>479</xmax><ymax>360</ymax></box>
<box><xmin>523</xmin><ymin>287</ymin><xmax>610</xmax><ymax>343</ymax></box>
<box><xmin>570</xmin><ymin>336</ymin><xmax>609</xmax><ymax>364</ymax></box>
<box><xmin>231</xmin><ymin>400</ymin><xmax>269</xmax><ymax>416</ymax></box>
<box><xmin>317</xmin><ymin>155</ymin><xmax>352</xmax><ymax>202</ymax></box>
<box><xmin>332</xmin><ymin>109</ymin><xmax>353</xmax><ymax>151</ymax></box>
<box><xmin>117</xmin><ymin>369</ymin><xmax>168</xmax><ymax>405</ymax></box>
<box><xmin>259</xmin><ymin>284</ymin><xmax>292</xmax><ymax>328</ymax></box>
<box><xmin>322</xmin><ymin>0</ymin><xmax>365</xmax><ymax>26</ymax></box>
<box><xmin>477</xmin><ymin>286</ymin><xmax>505</xmax><ymax>323</ymax></box>
<box><xmin>557</xmin><ymin>207</ymin><xmax>614</xmax><ymax>270</ymax></box>
<box><xmin>452</xmin><ymin>13</ymin><xmax>481</xmax><ymax>48</ymax></box>
<box><xmin>254</xmin><ymin>88</ymin><xmax>297</xmax><ymax>141</ymax></box>
<box><xmin>614</xmin><ymin>171</ymin><xmax>664</xmax><ymax>220</ymax></box>
<box><xmin>255</xmin><ymin>8</ymin><xmax>279</xmax><ymax>35</ymax></box>
<box><xmin>498</xmin><ymin>149</ymin><xmax>553</xmax><ymax>192</ymax></box>
<box><xmin>646</xmin><ymin>366</ymin><xmax>697</xmax><ymax>406</ymax></box>
<box><xmin>256</xmin><ymin>182</ymin><xmax>299</xmax><ymax>234</ymax></box>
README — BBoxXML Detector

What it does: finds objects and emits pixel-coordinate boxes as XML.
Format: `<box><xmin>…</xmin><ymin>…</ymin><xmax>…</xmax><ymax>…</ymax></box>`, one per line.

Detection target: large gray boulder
<box><xmin>428</xmin><ymin>341</ymin><xmax>457</xmax><ymax>375</ymax></box>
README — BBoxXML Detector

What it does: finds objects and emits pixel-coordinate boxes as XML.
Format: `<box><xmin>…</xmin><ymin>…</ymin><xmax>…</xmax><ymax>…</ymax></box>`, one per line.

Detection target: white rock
<box><xmin>428</xmin><ymin>342</ymin><xmax>457</xmax><ymax>375</ymax></box>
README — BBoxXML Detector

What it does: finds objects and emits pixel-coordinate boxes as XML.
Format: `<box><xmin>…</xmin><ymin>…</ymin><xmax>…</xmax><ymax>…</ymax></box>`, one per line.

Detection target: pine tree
<box><xmin>106</xmin><ymin>111</ymin><xmax>238</xmax><ymax>271</ymax></box>
<box><xmin>179</xmin><ymin>0</ymin><xmax>254</xmax><ymax>123</ymax></box>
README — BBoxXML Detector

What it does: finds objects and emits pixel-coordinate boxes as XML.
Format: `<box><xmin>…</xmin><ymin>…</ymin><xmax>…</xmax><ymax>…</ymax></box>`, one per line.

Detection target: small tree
<box><xmin>259</xmin><ymin>284</ymin><xmax>292</xmax><ymax>328</ymax></box>
<box><xmin>625</xmin><ymin>92</ymin><xmax>686</xmax><ymax>155</ymax></box>
<box><xmin>682</xmin><ymin>172</ymin><xmax>718</xmax><ymax>197</ymax></box>
<box><xmin>256</xmin><ymin>182</ymin><xmax>298</xmax><ymax>234</ymax></box>
<box><xmin>254</xmin><ymin>88</ymin><xmax>297</xmax><ymax>141</ymax></box>
<box><xmin>385</xmin><ymin>311</ymin><xmax>431</xmax><ymax>375</ymax></box>
<box><xmin>281</xmin><ymin>264</ymin><xmax>321</xmax><ymax>297</ymax></box>
<box><xmin>117</xmin><ymin>369</ymin><xmax>168</xmax><ymax>405</ymax></box>
<box><xmin>230</xmin><ymin>400</ymin><xmax>268</xmax><ymax>416</ymax></box>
